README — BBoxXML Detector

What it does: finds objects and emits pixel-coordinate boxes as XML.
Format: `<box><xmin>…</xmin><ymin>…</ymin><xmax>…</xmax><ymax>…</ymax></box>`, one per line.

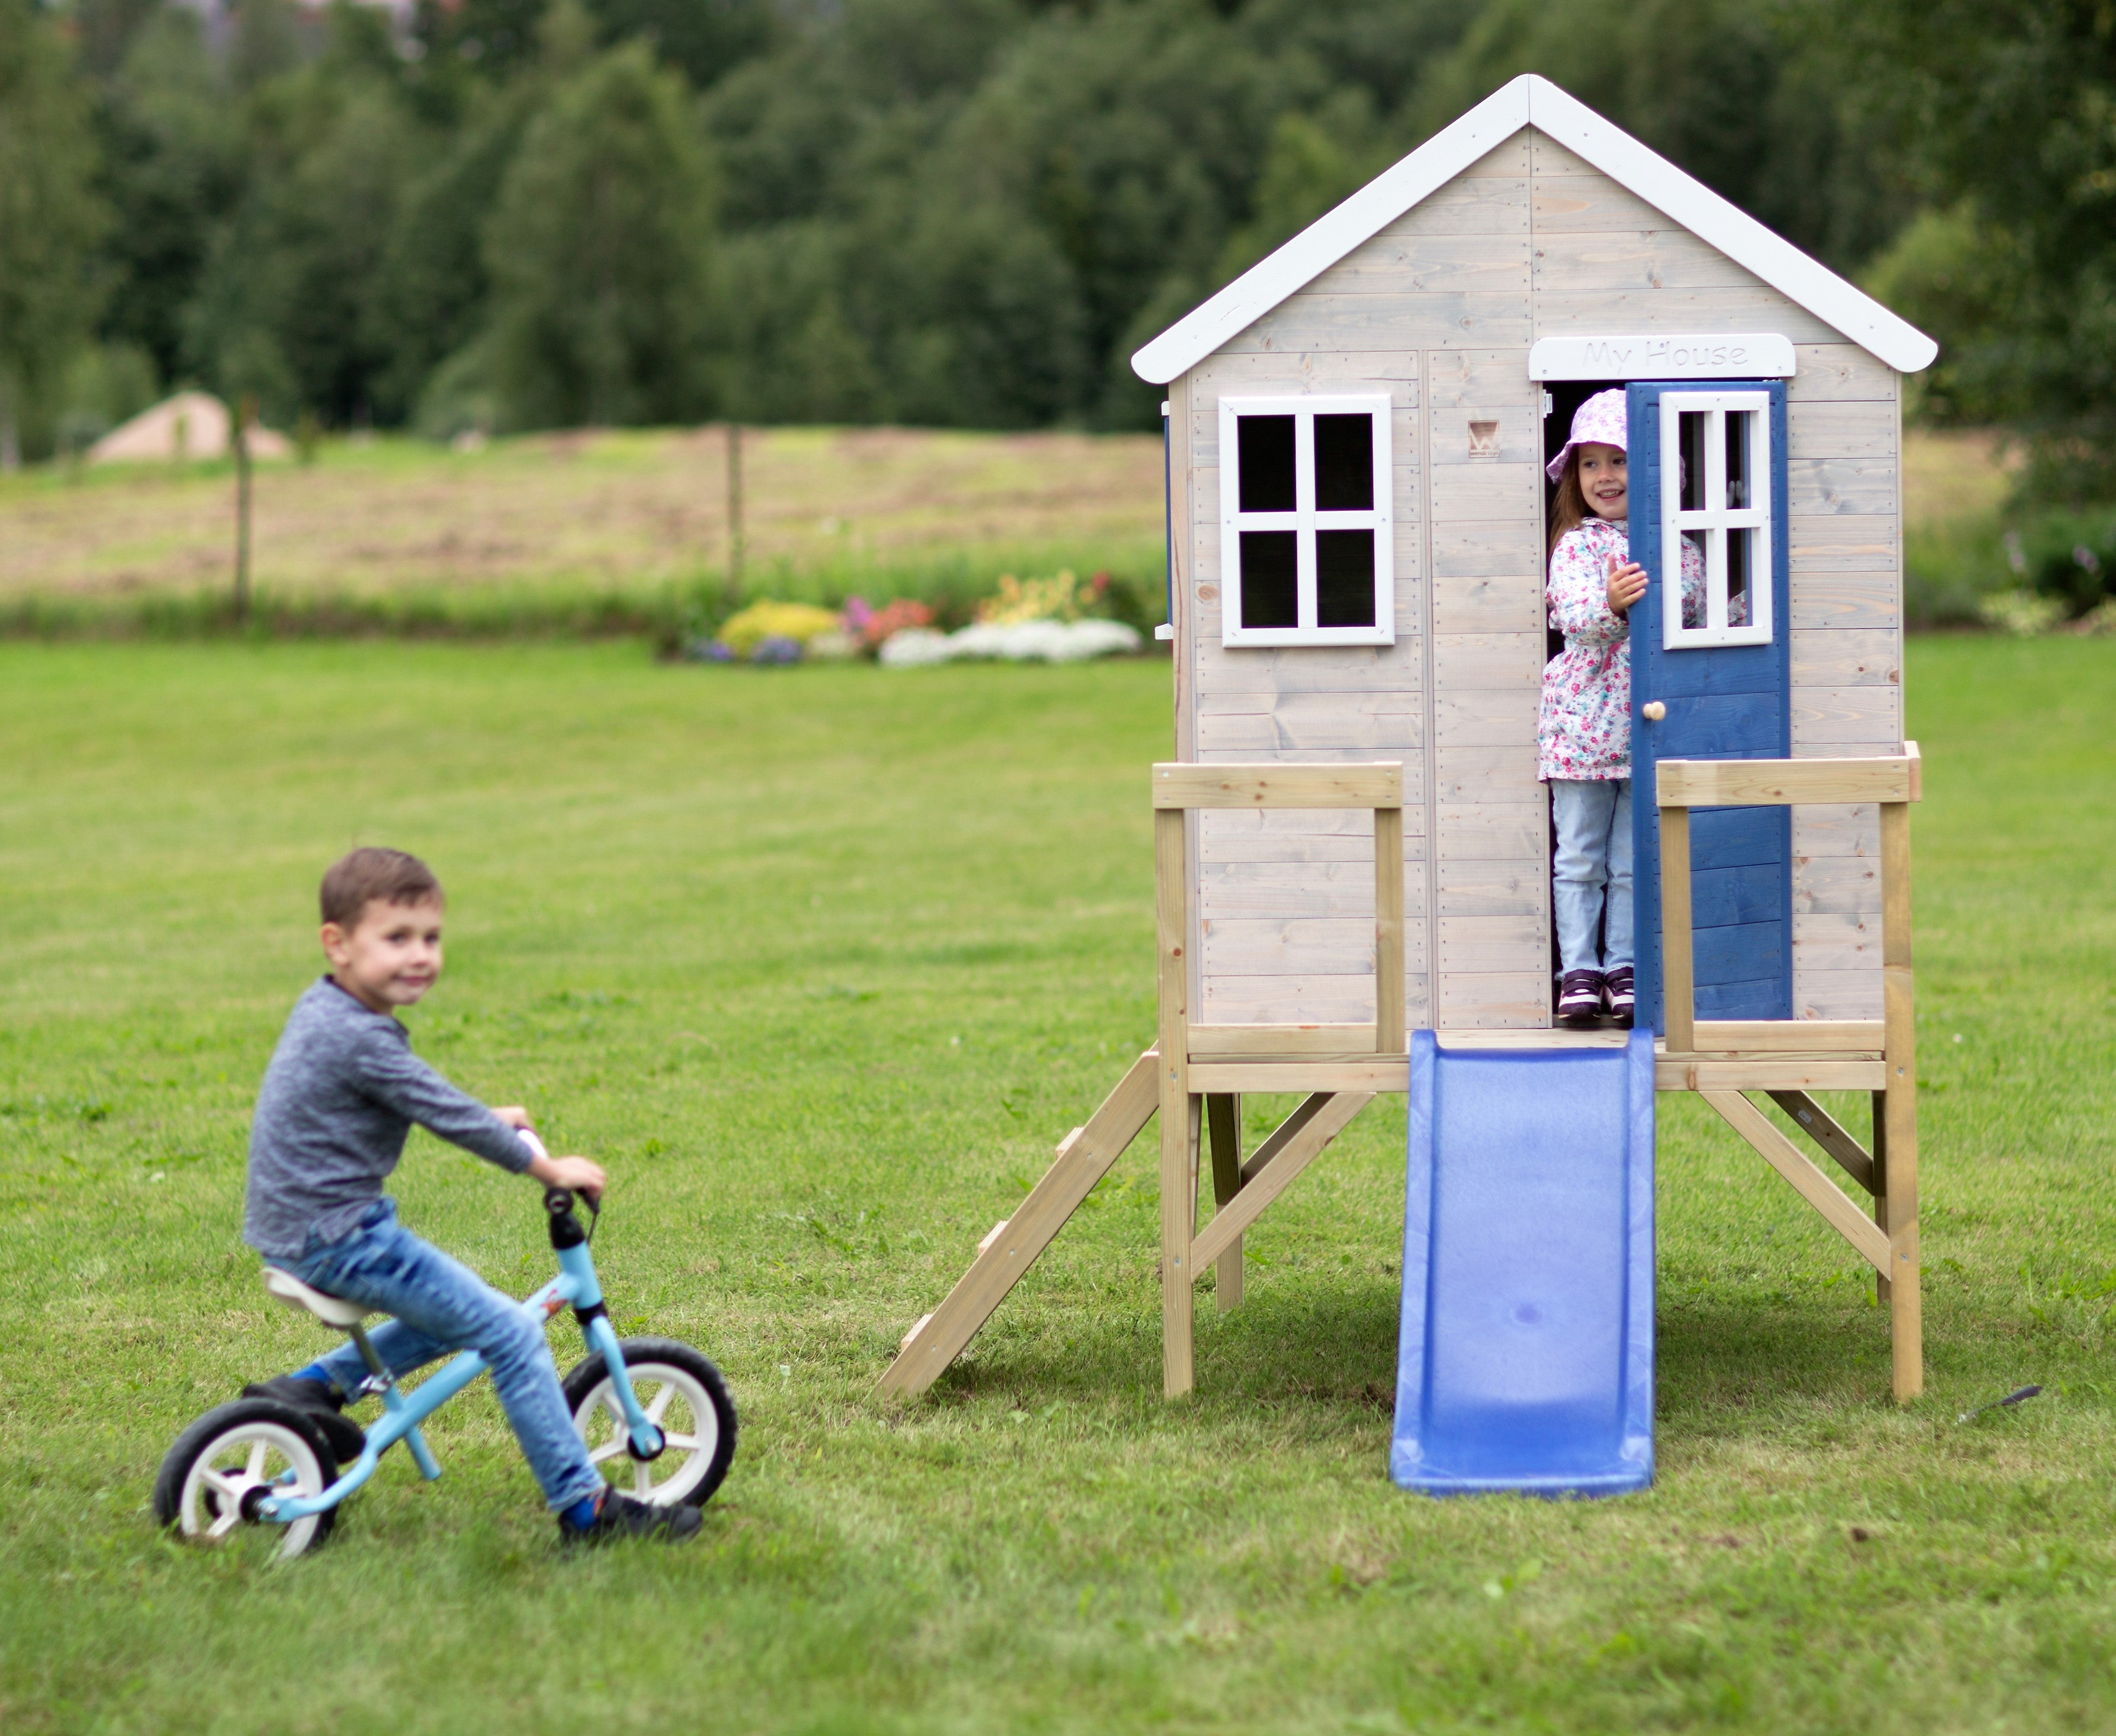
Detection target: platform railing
<box><xmin>1655</xmin><ymin>741</ymin><xmax>1923</xmax><ymax>1400</ymax></box>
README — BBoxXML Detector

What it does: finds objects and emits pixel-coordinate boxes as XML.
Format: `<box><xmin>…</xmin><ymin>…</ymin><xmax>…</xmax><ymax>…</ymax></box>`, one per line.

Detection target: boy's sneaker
<box><xmin>241</xmin><ymin>1375</ymin><xmax>367</xmax><ymax>1464</ymax></box>
<box><xmin>560</xmin><ymin>1489</ymin><xmax>703</xmax><ymax>1547</ymax></box>
<box><xmin>1557</xmin><ymin>969</ymin><xmax>1604</xmax><ymax>1026</ymax></box>
<box><xmin>1603</xmin><ymin>967</ymin><xmax>1635</xmax><ymax>1028</ymax></box>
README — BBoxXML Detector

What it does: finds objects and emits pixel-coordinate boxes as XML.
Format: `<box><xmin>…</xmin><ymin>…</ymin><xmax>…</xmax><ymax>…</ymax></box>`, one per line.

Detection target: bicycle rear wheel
<box><xmin>154</xmin><ymin>1399</ymin><xmax>337</xmax><ymax>1562</ymax></box>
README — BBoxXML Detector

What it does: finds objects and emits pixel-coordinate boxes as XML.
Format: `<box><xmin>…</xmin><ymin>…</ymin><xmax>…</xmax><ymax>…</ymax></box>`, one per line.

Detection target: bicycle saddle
<box><xmin>262</xmin><ymin>1267</ymin><xmax>373</xmax><ymax>1329</ymax></box>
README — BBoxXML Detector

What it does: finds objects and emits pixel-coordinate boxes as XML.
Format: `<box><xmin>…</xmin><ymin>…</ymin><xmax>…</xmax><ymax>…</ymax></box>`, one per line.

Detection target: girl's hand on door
<box><xmin>1605</xmin><ymin>554</ymin><xmax>1648</xmax><ymax>615</ymax></box>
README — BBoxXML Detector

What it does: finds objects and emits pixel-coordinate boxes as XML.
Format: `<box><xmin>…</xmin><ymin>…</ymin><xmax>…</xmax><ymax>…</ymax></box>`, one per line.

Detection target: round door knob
<box><xmin>1641</xmin><ymin>701</ymin><xmax>1667</xmax><ymax>721</ymax></box>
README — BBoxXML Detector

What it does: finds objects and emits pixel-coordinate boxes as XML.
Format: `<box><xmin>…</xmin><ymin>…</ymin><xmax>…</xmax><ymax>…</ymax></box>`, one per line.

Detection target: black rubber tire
<box><xmin>561</xmin><ymin>1336</ymin><xmax>737</xmax><ymax>1509</ymax></box>
<box><xmin>154</xmin><ymin>1399</ymin><xmax>339</xmax><ymax>1559</ymax></box>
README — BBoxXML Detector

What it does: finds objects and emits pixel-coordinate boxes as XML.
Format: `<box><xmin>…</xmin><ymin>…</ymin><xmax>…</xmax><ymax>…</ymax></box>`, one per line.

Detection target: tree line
<box><xmin>2</xmin><ymin>0</ymin><xmax>2107</xmax><ymax>494</ymax></box>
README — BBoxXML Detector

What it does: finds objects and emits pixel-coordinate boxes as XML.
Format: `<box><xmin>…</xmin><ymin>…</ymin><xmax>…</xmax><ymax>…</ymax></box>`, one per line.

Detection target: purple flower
<box><xmin>752</xmin><ymin>635</ymin><xmax>803</xmax><ymax>664</ymax></box>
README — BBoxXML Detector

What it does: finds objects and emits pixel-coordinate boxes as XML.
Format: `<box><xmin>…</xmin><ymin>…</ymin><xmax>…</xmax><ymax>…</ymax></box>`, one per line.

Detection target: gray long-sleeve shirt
<box><xmin>242</xmin><ymin>977</ymin><xmax>530</xmax><ymax>1260</ymax></box>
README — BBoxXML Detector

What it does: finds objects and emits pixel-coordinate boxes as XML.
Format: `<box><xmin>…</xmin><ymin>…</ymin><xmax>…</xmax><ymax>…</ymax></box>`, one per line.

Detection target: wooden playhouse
<box><xmin>881</xmin><ymin>74</ymin><xmax>1936</xmax><ymax>1405</ymax></box>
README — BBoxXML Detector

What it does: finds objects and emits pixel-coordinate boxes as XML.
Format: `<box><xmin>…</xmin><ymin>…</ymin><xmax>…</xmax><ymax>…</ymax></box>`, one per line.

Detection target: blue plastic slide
<box><xmin>1391</xmin><ymin>1029</ymin><xmax>1656</xmax><ymax>1497</ymax></box>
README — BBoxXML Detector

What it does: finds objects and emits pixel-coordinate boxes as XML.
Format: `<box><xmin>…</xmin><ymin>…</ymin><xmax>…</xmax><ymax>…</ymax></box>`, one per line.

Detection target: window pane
<box><xmin>1239</xmin><ymin>530</ymin><xmax>1299</xmax><ymax>627</ymax></box>
<box><xmin>1315</xmin><ymin>529</ymin><xmax>1376</xmax><ymax>627</ymax></box>
<box><xmin>1725</xmin><ymin>409</ymin><xmax>1752</xmax><ymax>509</ymax></box>
<box><xmin>1314</xmin><ymin>414</ymin><xmax>1374</xmax><ymax>511</ymax></box>
<box><xmin>1678</xmin><ymin>411</ymin><xmax>1707</xmax><ymax>511</ymax></box>
<box><xmin>1726</xmin><ymin>525</ymin><xmax>1753</xmax><ymax>625</ymax></box>
<box><xmin>1237</xmin><ymin>415</ymin><xmax>1296</xmax><ymax>512</ymax></box>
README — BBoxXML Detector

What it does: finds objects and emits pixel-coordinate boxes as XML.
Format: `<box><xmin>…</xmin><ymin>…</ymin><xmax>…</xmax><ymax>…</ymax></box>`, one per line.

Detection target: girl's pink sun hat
<box><xmin>1546</xmin><ymin>388</ymin><xmax>1627</xmax><ymax>484</ymax></box>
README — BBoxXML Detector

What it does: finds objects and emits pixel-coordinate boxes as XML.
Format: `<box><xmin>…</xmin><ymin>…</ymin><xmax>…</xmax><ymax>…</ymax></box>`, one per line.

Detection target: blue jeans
<box><xmin>1551</xmin><ymin>777</ymin><xmax>1633</xmax><ymax>976</ymax></box>
<box><xmin>286</xmin><ymin>1200</ymin><xmax>603</xmax><ymax>1512</ymax></box>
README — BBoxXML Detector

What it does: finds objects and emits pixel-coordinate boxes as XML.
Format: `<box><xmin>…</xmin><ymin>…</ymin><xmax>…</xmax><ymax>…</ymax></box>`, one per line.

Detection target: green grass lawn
<box><xmin>2</xmin><ymin>637</ymin><xmax>2113</xmax><ymax>1735</ymax></box>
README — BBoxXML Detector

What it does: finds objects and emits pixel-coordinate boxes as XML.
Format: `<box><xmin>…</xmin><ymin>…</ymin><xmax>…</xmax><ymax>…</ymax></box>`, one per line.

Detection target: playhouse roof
<box><xmin>1130</xmin><ymin>74</ymin><xmax>1938</xmax><ymax>386</ymax></box>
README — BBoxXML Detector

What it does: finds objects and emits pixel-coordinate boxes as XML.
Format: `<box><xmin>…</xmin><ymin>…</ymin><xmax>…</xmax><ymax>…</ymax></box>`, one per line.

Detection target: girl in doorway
<box><xmin>1539</xmin><ymin>390</ymin><xmax>1707</xmax><ymax>1027</ymax></box>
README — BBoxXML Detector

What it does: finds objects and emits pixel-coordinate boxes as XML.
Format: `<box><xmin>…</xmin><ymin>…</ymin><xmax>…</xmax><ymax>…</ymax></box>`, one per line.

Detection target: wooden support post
<box><xmin>1766</xmin><ymin>1090</ymin><xmax>1877</xmax><ymax>1195</ymax></box>
<box><xmin>1155</xmin><ymin>806</ymin><xmax>1195</xmax><ymax>1398</ymax></box>
<box><xmin>1701</xmin><ymin>1090</ymin><xmax>1891</xmax><ymax>1273</ymax></box>
<box><xmin>1190</xmin><ymin>1093</ymin><xmax>1373</xmax><ymax>1272</ymax></box>
<box><xmin>1205</xmin><ymin>1094</ymin><xmax>1244</xmax><ymax>1312</ymax></box>
<box><xmin>1658</xmin><ymin>803</ymin><xmax>1694</xmax><ymax>1051</ymax></box>
<box><xmin>1870</xmin><ymin>1091</ymin><xmax>1890</xmax><ymax>1303</ymax></box>
<box><xmin>1880</xmin><ymin>799</ymin><xmax>1921</xmax><ymax>1400</ymax></box>
<box><xmin>1374</xmin><ymin>803</ymin><xmax>1405</xmax><ymax>1055</ymax></box>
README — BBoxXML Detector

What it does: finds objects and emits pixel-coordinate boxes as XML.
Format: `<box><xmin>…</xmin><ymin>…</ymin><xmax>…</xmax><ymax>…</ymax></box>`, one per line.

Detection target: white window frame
<box><xmin>1659</xmin><ymin>389</ymin><xmax>1773</xmax><ymax>650</ymax></box>
<box><xmin>1218</xmin><ymin>393</ymin><xmax>1394</xmax><ymax>648</ymax></box>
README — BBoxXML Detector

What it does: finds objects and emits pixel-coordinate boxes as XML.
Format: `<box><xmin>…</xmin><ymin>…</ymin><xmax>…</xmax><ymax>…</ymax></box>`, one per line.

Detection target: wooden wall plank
<box><xmin>1440</xmin><ymin>913</ymin><xmax>1551</xmax><ymax>971</ymax></box>
<box><xmin>1200</xmin><ymin>859</ymin><xmax>1428</xmax><ymax>919</ymax></box>
<box><xmin>1792</xmin><ymin>571</ymin><xmax>1900</xmax><ymax>630</ymax></box>
<box><xmin>1531</xmin><ymin>175</ymin><xmax>1671</xmax><ymax>234</ymax></box>
<box><xmin>1532</xmin><ymin>228</ymin><xmax>1767</xmax><ymax>293</ymax></box>
<box><xmin>1194</xmin><ymin>643</ymin><xmax>1420</xmax><ymax>694</ymax></box>
<box><xmin>1433</xmin><ymin>632</ymin><xmax>1542</xmax><ymax>688</ymax></box>
<box><xmin>1429</xmin><ymin>406</ymin><xmax>1542</xmax><ymax>466</ymax></box>
<box><xmin>1464</xmin><ymin>136</ymin><xmax>1533</xmax><ymax>176</ymax></box>
<box><xmin>1201</xmin><ymin>917</ymin><xmax>1411</xmax><ymax>976</ymax></box>
<box><xmin>1433</xmin><ymin>521</ymin><xmax>1542</xmax><ymax>579</ymax></box>
<box><xmin>1232</xmin><ymin>293</ymin><xmax>1532</xmax><ymax>355</ymax></box>
<box><xmin>1791</xmin><ymin>629</ymin><xmax>1900</xmax><ymax>688</ymax></box>
<box><xmin>1795</xmin><ymin>857</ymin><xmax>1882</xmax><ymax>914</ymax></box>
<box><xmin>1431</xmin><ymin>462</ymin><xmax>1540</xmax><ymax>521</ymax></box>
<box><xmin>1313</xmin><ymin>232</ymin><xmax>1531</xmax><ymax>297</ymax></box>
<box><xmin>1532</xmin><ymin>286</ymin><xmax>1844</xmax><ymax>345</ymax></box>
<box><xmin>1795</xmin><ymin>969</ymin><xmax>1883</xmax><ymax>1020</ymax></box>
<box><xmin>1201</xmin><ymin>976</ymin><xmax>1433</xmax><ymax>1027</ymax></box>
<box><xmin>1197</xmin><ymin>709</ymin><xmax>1424</xmax><ymax>753</ymax></box>
<box><xmin>1432</xmin><ymin>571</ymin><xmax>1541</xmax><ymax>633</ymax></box>
<box><xmin>1428</xmin><ymin>348</ymin><xmax>1539</xmax><ymax>408</ymax></box>
<box><xmin>1434</xmin><ymin>686</ymin><xmax>1537</xmax><ymax>746</ymax></box>
<box><xmin>1794</xmin><ymin>910</ymin><xmax>1880</xmax><ymax>961</ymax></box>
<box><xmin>1190</xmin><ymin>352</ymin><xmax>1424</xmax><ymax>394</ymax></box>
<box><xmin>1437</xmin><ymin>971</ymin><xmax>1549</xmax><ymax>1027</ymax></box>
<box><xmin>1436</xmin><ymin>859</ymin><xmax>1545</xmax><ymax>916</ymax></box>
<box><xmin>1789</xmin><ymin>458</ymin><xmax>1897</xmax><ymax>516</ymax></box>
<box><xmin>1434</xmin><ymin>743</ymin><xmax>1543</xmax><ymax>802</ymax></box>
<box><xmin>1377</xmin><ymin>176</ymin><xmax>1531</xmax><ymax>237</ymax></box>
<box><xmin>1789</xmin><ymin>515</ymin><xmax>1898</xmax><ymax>573</ymax></box>
<box><xmin>1793</xmin><ymin>804</ymin><xmax>1878</xmax><ymax>859</ymax></box>
<box><xmin>1529</xmin><ymin>132</ymin><xmax>1596</xmax><ymax>178</ymax></box>
<box><xmin>1786</xmin><ymin>345</ymin><xmax>1896</xmax><ymax>401</ymax></box>
<box><xmin>1436</xmin><ymin>804</ymin><xmax>1546</xmax><ymax>858</ymax></box>
<box><xmin>1788</xmin><ymin>400</ymin><xmax>1897</xmax><ymax>458</ymax></box>
<box><xmin>1792</xmin><ymin>686</ymin><xmax>1900</xmax><ymax>744</ymax></box>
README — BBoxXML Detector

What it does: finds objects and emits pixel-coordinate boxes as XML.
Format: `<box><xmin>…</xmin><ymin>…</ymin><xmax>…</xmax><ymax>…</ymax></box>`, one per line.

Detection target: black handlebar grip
<box><xmin>544</xmin><ymin>1187</ymin><xmax>586</xmax><ymax>1250</ymax></box>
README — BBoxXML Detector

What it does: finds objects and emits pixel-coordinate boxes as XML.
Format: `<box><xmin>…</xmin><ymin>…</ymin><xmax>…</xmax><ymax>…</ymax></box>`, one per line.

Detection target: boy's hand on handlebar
<box><xmin>528</xmin><ymin>1151</ymin><xmax>606</xmax><ymax>1201</ymax></box>
<box><xmin>1605</xmin><ymin>554</ymin><xmax>1648</xmax><ymax>614</ymax></box>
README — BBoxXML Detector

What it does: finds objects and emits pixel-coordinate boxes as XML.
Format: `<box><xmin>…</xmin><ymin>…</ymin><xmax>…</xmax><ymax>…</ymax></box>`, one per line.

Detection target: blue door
<box><xmin>1627</xmin><ymin>380</ymin><xmax>1791</xmax><ymax>1035</ymax></box>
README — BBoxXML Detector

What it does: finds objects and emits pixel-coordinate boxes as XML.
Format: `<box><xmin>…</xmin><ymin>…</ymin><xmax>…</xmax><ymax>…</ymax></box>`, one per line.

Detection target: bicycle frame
<box><xmin>259</xmin><ymin>1201</ymin><xmax>662</xmax><ymax>1526</ymax></box>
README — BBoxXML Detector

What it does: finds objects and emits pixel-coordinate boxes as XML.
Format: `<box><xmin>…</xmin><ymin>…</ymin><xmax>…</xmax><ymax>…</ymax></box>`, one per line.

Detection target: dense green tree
<box><xmin>1830</xmin><ymin>0</ymin><xmax>2116</xmax><ymax>496</ymax></box>
<box><xmin>0</xmin><ymin>0</ymin><xmax>111</xmax><ymax>465</ymax></box>
<box><xmin>482</xmin><ymin>38</ymin><xmax>716</xmax><ymax>428</ymax></box>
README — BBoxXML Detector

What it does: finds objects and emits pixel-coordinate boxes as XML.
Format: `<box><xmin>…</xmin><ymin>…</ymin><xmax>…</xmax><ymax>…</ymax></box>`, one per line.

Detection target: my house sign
<box><xmin>1527</xmin><ymin>333</ymin><xmax>1798</xmax><ymax>380</ymax></box>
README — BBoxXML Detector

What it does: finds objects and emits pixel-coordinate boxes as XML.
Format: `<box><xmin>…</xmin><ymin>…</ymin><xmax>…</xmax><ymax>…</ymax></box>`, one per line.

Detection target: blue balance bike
<box><xmin>155</xmin><ymin>1169</ymin><xmax>736</xmax><ymax>1561</ymax></box>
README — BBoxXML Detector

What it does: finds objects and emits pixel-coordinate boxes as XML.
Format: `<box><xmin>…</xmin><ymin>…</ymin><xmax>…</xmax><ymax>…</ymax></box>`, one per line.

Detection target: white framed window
<box><xmin>1658</xmin><ymin>390</ymin><xmax>1772</xmax><ymax>649</ymax></box>
<box><xmin>1218</xmin><ymin>394</ymin><xmax>1393</xmax><ymax>648</ymax></box>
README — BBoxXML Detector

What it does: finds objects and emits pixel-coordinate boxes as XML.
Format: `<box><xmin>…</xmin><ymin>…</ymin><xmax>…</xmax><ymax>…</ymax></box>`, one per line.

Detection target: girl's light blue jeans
<box><xmin>287</xmin><ymin>1200</ymin><xmax>604</xmax><ymax>1512</ymax></box>
<box><xmin>1551</xmin><ymin>777</ymin><xmax>1633</xmax><ymax>976</ymax></box>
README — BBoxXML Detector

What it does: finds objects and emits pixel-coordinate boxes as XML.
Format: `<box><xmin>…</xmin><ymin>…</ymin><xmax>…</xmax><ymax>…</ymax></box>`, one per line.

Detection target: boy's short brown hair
<box><xmin>320</xmin><ymin>848</ymin><xmax>443</xmax><ymax>928</ymax></box>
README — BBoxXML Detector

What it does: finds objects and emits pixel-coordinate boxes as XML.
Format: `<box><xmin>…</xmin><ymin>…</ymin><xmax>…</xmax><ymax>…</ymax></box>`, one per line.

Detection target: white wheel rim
<box><xmin>177</xmin><ymin>1419</ymin><xmax>326</xmax><ymax>1561</ymax></box>
<box><xmin>572</xmin><ymin>1362</ymin><xmax>719</xmax><ymax>1506</ymax></box>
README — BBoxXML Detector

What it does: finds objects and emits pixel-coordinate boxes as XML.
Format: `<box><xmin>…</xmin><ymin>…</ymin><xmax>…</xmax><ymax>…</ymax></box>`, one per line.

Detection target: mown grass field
<box><xmin>2</xmin><ymin>637</ymin><xmax>2113</xmax><ymax>1734</ymax></box>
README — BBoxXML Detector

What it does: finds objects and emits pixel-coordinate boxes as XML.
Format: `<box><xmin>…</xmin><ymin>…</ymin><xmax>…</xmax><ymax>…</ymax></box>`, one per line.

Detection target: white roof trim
<box><xmin>1130</xmin><ymin>74</ymin><xmax>1937</xmax><ymax>385</ymax></box>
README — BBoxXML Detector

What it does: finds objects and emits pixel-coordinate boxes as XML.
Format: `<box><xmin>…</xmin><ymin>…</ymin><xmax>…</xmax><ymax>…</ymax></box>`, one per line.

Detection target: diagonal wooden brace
<box><xmin>1767</xmin><ymin>1089</ymin><xmax>1877</xmax><ymax>1195</ymax></box>
<box><xmin>1701</xmin><ymin>1088</ymin><xmax>1890</xmax><ymax>1274</ymax></box>
<box><xmin>877</xmin><ymin>1048</ymin><xmax>1160</xmax><ymax>1399</ymax></box>
<box><xmin>1189</xmin><ymin>1092</ymin><xmax>1374</xmax><ymax>1275</ymax></box>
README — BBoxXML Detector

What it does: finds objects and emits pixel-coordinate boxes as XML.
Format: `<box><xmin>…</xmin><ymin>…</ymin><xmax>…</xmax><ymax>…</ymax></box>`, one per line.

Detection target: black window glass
<box><xmin>1725</xmin><ymin>409</ymin><xmax>1751</xmax><ymax>509</ymax></box>
<box><xmin>1727</xmin><ymin>524</ymin><xmax>1752</xmax><ymax>618</ymax></box>
<box><xmin>1314</xmin><ymin>414</ymin><xmax>1373</xmax><ymax>511</ymax></box>
<box><xmin>1315</xmin><ymin>529</ymin><xmax>1376</xmax><ymax>627</ymax></box>
<box><xmin>1677</xmin><ymin>411</ymin><xmax>1706</xmax><ymax>512</ymax></box>
<box><xmin>1237</xmin><ymin>415</ymin><xmax>1296</xmax><ymax>512</ymax></box>
<box><xmin>1239</xmin><ymin>530</ymin><xmax>1299</xmax><ymax>627</ymax></box>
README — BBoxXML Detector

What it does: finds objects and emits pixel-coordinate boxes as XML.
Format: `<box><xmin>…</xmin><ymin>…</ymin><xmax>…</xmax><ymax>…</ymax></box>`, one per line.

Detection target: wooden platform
<box><xmin>877</xmin><ymin>751</ymin><xmax>1922</xmax><ymax>1407</ymax></box>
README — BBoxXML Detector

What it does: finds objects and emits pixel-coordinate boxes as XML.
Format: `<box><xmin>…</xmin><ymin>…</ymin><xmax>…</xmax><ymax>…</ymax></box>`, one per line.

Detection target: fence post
<box><xmin>234</xmin><ymin>394</ymin><xmax>256</xmax><ymax>623</ymax></box>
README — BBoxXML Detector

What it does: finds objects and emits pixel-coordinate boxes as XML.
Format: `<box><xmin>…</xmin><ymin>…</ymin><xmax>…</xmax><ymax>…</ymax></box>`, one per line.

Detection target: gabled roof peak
<box><xmin>1131</xmin><ymin>74</ymin><xmax>1935</xmax><ymax>385</ymax></box>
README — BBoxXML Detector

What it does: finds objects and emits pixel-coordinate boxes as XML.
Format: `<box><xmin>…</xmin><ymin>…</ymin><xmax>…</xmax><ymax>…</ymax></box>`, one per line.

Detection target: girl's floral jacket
<box><xmin>1537</xmin><ymin>517</ymin><xmax>1711</xmax><ymax>781</ymax></box>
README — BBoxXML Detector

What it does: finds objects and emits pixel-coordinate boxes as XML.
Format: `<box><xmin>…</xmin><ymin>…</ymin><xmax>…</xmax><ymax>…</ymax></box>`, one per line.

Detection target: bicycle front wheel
<box><xmin>562</xmin><ymin>1337</ymin><xmax>736</xmax><ymax>1508</ymax></box>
